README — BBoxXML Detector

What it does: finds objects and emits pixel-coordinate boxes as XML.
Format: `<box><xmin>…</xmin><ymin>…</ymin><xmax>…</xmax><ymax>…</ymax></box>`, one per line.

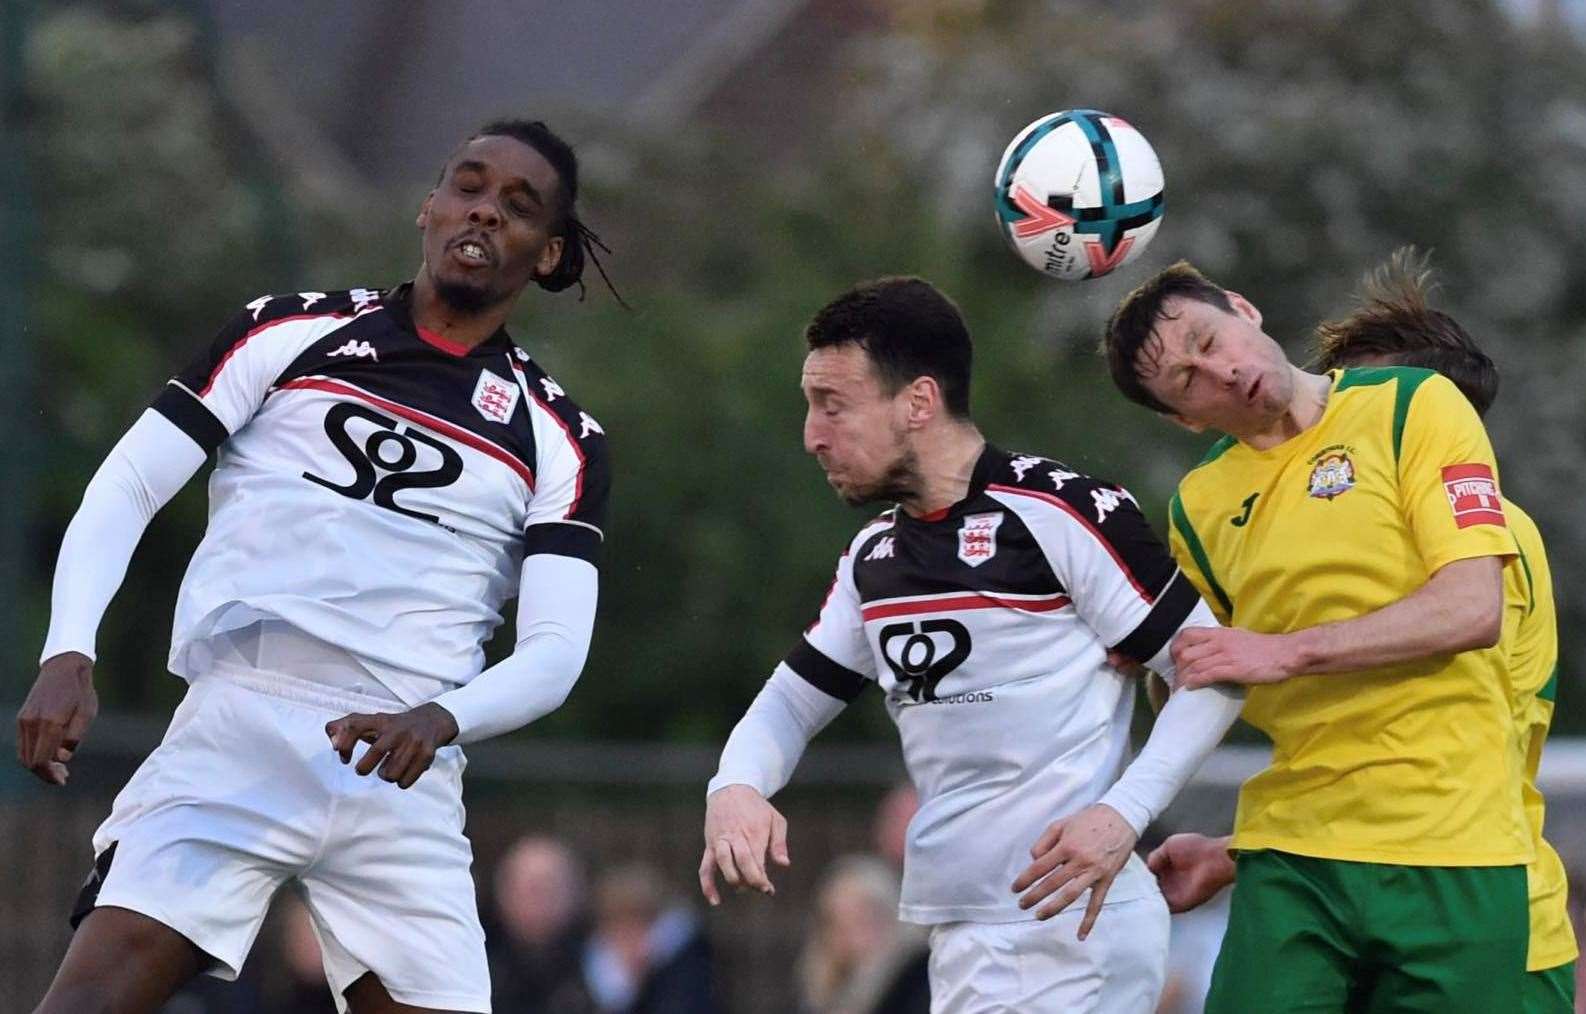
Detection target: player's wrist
<box><xmin>417</xmin><ymin>702</ymin><xmax>460</xmax><ymax>746</ymax></box>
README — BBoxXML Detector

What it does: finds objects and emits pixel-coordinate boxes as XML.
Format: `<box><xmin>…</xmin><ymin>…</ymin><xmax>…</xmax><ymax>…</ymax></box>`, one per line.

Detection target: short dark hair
<box><xmin>1102</xmin><ymin>261</ymin><xmax>1235</xmax><ymax>414</ymax></box>
<box><xmin>805</xmin><ymin>277</ymin><xmax>973</xmax><ymax>418</ymax></box>
<box><xmin>453</xmin><ymin>119</ymin><xmax>620</xmax><ymax>302</ymax></box>
<box><xmin>1312</xmin><ymin>248</ymin><xmax>1498</xmax><ymax>417</ymax></box>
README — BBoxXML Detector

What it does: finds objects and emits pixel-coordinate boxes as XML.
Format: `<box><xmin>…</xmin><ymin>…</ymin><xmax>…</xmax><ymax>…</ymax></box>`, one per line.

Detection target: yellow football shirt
<box><xmin>1504</xmin><ymin>501</ymin><xmax>1577</xmax><ymax>970</ymax></box>
<box><xmin>1168</xmin><ymin>367</ymin><xmax>1529</xmax><ymax>866</ymax></box>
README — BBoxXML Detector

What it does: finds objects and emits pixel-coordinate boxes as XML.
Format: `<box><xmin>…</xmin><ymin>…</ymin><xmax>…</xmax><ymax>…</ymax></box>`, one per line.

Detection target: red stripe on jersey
<box><xmin>416</xmin><ymin>325</ymin><xmax>471</xmax><ymax>357</ymax></box>
<box><xmin>278</xmin><ymin>377</ymin><xmax>535</xmax><ymax>490</ymax></box>
<box><xmin>200</xmin><ymin>313</ymin><xmax>350</xmax><ymax>397</ymax></box>
<box><xmin>513</xmin><ymin>360</ymin><xmax>586</xmax><ymax>519</ymax></box>
<box><xmin>988</xmin><ymin>484</ymin><xmax>1154</xmax><ymax>603</ymax></box>
<box><xmin>861</xmin><ymin>591</ymin><xmax>1071</xmax><ymax>622</ymax></box>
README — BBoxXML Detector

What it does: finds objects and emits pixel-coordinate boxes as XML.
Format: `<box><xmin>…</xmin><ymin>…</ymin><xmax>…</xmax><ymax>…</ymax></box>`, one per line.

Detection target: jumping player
<box><xmin>1103</xmin><ymin>260</ymin><xmax>1529</xmax><ymax>1012</ymax></box>
<box><xmin>700</xmin><ymin>277</ymin><xmax>1245</xmax><ymax>1013</ymax></box>
<box><xmin>17</xmin><ymin>119</ymin><xmax>611</xmax><ymax>1013</ymax></box>
<box><xmin>1149</xmin><ymin>250</ymin><xmax>1577</xmax><ymax>1013</ymax></box>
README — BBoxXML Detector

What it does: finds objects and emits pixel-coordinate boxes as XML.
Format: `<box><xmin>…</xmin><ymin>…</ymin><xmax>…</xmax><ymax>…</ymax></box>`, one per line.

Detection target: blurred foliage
<box><xmin>16</xmin><ymin>0</ymin><xmax>1586</xmax><ymax>739</ymax></box>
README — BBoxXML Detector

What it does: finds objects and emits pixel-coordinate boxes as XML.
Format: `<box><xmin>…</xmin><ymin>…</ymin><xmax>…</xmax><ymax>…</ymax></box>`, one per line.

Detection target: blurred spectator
<box><xmin>798</xmin><ymin>855</ymin><xmax>930</xmax><ymax>1014</ymax></box>
<box><xmin>871</xmin><ymin>782</ymin><xmax>918</xmax><ymax>870</ymax></box>
<box><xmin>583</xmin><ymin>862</ymin><xmax>721</xmax><ymax>1014</ymax></box>
<box><xmin>261</xmin><ymin>891</ymin><xmax>337</xmax><ymax>1014</ymax></box>
<box><xmin>489</xmin><ymin>835</ymin><xmax>595</xmax><ymax>1013</ymax></box>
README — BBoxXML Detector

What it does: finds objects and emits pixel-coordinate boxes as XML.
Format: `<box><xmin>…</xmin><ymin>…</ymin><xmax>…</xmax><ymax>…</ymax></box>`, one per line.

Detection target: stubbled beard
<box><xmin>435</xmin><ymin>277</ymin><xmax>500</xmax><ymax>313</ymax></box>
<box><xmin>836</xmin><ymin>449</ymin><xmax>921</xmax><ymax>507</ymax></box>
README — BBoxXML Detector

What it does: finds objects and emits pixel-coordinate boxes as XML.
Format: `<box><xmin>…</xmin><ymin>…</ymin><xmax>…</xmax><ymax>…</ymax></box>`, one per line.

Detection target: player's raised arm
<box><xmin>701</xmin><ymin>540</ymin><xmax>876</xmax><ymax>905</ymax></box>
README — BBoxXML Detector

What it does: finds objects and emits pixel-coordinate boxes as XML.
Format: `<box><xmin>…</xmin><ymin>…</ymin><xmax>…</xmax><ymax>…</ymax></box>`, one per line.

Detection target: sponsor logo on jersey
<box><xmin>865</xmin><ymin>536</ymin><xmax>896</xmax><ymax>562</ymax></box>
<box><xmin>1443</xmin><ymin>463</ymin><xmax>1505</xmax><ymax>528</ymax></box>
<box><xmin>471</xmin><ymin>370</ymin><xmax>520</xmax><ymax>424</ymax></box>
<box><xmin>327</xmin><ymin>339</ymin><xmax>378</xmax><ymax>362</ymax></box>
<box><xmin>880</xmin><ymin>619</ymin><xmax>971</xmax><ymax>703</ymax></box>
<box><xmin>1307</xmin><ymin>447</ymin><xmax>1356</xmax><ymax>500</ymax></box>
<box><xmin>957</xmin><ymin>512</ymin><xmax>1003</xmax><ymax>567</ymax></box>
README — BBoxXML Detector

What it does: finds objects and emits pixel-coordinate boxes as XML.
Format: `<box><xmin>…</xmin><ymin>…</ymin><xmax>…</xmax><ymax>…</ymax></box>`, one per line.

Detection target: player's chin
<box><xmin>434</xmin><ymin>275</ymin><xmax>501</xmax><ymax>313</ymax></box>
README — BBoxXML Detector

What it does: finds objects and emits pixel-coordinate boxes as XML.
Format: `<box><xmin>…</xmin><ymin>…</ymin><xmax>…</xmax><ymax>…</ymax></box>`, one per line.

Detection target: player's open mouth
<box><xmin>450</xmin><ymin>238</ymin><xmax>494</xmax><ymax>267</ymax></box>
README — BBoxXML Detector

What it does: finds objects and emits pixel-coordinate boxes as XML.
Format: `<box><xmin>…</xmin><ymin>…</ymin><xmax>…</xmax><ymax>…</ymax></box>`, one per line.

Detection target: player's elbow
<box><xmin>1451</xmin><ymin>593</ymin><xmax>1503</xmax><ymax>652</ymax></box>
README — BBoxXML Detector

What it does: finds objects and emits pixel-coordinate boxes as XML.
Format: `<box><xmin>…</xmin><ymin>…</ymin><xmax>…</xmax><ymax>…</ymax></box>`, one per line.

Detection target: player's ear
<box><xmin>904</xmin><ymin>376</ymin><xmax>940</xmax><ymax>429</ymax></box>
<box><xmin>534</xmin><ymin>234</ymin><xmax>565</xmax><ymax>280</ymax></box>
<box><xmin>1224</xmin><ymin>291</ymin><xmax>1263</xmax><ymax>328</ymax></box>
<box><xmin>416</xmin><ymin>192</ymin><xmax>434</xmax><ymax>230</ymax></box>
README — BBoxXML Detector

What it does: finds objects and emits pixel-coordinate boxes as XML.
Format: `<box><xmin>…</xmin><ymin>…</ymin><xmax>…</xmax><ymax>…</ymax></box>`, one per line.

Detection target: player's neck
<box><xmin>899</xmin><ymin>424</ymin><xmax>986</xmax><ymax>519</ymax></box>
<box><xmin>409</xmin><ymin>273</ymin><xmax>517</xmax><ymax>351</ymax></box>
<box><xmin>1237</xmin><ymin>367</ymin><xmax>1331</xmax><ymax>451</ymax></box>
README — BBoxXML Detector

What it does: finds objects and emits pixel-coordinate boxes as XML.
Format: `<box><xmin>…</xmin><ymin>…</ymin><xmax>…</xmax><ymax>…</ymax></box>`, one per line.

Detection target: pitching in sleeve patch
<box><xmin>1442</xmin><ymin>463</ymin><xmax>1506</xmax><ymax>529</ymax></box>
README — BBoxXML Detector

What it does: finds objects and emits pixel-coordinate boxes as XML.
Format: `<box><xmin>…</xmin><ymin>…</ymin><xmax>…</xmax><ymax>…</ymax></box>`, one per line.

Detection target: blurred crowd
<box><xmin>153</xmin><ymin>784</ymin><xmax>1586</xmax><ymax>1014</ymax></box>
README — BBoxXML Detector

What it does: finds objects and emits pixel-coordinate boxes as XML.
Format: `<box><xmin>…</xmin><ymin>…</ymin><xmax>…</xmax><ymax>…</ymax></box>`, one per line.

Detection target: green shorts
<box><xmin>1522</xmin><ymin>961</ymin><xmax>1575</xmax><ymax>1014</ymax></box>
<box><xmin>1204</xmin><ymin>850</ymin><xmax>1529</xmax><ymax>1014</ymax></box>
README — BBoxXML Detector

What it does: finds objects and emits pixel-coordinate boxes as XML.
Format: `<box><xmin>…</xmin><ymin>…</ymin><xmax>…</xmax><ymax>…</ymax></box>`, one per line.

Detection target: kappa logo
<box><xmin>1443</xmin><ymin>463</ymin><xmax>1506</xmax><ymax>529</ymax></box>
<box><xmin>471</xmin><ymin>370</ymin><xmax>520</xmax><ymax>424</ymax></box>
<box><xmin>1049</xmin><ymin>467</ymin><xmax>1080</xmax><ymax>491</ymax></box>
<box><xmin>246</xmin><ymin>295</ymin><xmax>272</xmax><ymax>321</ymax></box>
<box><xmin>579</xmin><ymin>412</ymin><xmax>604</xmax><ymax>439</ymax></box>
<box><xmin>1010</xmin><ymin>454</ymin><xmax>1044</xmax><ymax>482</ymax></box>
<box><xmin>1092</xmin><ymin>486</ymin><xmax>1136</xmax><ymax>524</ymax></box>
<box><xmin>957</xmin><ymin>512</ymin><xmax>1003</xmax><ymax>567</ymax></box>
<box><xmin>327</xmin><ymin>340</ymin><xmax>378</xmax><ymax>362</ymax></box>
<box><xmin>350</xmin><ymin>288</ymin><xmax>381</xmax><ymax>314</ymax></box>
<box><xmin>299</xmin><ymin>292</ymin><xmax>327</xmax><ymax>311</ymax></box>
<box><xmin>880</xmin><ymin>619</ymin><xmax>972</xmax><ymax>703</ymax></box>
<box><xmin>540</xmin><ymin>377</ymin><xmax>566</xmax><ymax>402</ymax></box>
<box><xmin>865</xmin><ymin>536</ymin><xmax>896</xmax><ymax>562</ymax></box>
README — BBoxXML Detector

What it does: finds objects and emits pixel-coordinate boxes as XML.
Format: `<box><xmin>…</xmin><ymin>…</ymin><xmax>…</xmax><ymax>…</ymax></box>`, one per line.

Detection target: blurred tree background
<box><xmin>13</xmin><ymin>0</ymin><xmax>1586</xmax><ymax>742</ymax></box>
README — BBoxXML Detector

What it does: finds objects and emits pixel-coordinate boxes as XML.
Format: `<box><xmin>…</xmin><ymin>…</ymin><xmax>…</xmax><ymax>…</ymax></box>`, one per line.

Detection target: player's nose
<box><xmin>466</xmin><ymin>200</ymin><xmax>501</xmax><ymax>229</ymax></box>
<box><xmin>802</xmin><ymin>412</ymin><xmax>826</xmax><ymax>455</ymax></box>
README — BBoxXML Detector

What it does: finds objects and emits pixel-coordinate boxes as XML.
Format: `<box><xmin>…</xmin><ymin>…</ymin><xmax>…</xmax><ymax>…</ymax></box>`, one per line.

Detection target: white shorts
<box><xmin>926</xmin><ymin>893</ymin><xmax>1169</xmax><ymax>1014</ymax></box>
<box><xmin>81</xmin><ymin>667</ymin><xmax>490</xmax><ymax>1013</ymax></box>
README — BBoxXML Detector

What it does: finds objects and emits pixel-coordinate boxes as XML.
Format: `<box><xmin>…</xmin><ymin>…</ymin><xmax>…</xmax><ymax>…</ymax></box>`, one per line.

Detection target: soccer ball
<box><xmin>994</xmin><ymin>109</ymin><xmax>1164</xmax><ymax>281</ymax></box>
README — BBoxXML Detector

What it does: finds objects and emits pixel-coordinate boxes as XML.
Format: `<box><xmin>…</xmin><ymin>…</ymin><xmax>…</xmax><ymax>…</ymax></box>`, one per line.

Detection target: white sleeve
<box><xmin>431</xmin><ymin>553</ymin><xmax>597</xmax><ymax>744</ymax></box>
<box><xmin>40</xmin><ymin>410</ymin><xmax>208</xmax><ymax>663</ymax></box>
<box><xmin>707</xmin><ymin>662</ymin><xmax>848</xmax><ymax>798</ymax></box>
<box><xmin>1096</xmin><ymin>599</ymin><xmax>1245</xmax><ymax>835</ymax></box>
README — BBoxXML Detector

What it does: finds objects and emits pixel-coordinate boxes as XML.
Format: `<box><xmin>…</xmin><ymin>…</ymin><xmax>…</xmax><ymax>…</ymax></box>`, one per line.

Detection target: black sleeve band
<box><xmin>151</xmin><ymin>384</ymin><xmax>228</xmax><ymax>455</ymax></box>
<box><xmin>523</xmin><ymin>521</ymin><xmax>603</xmax><ymax>564</ymax></box>
<box><xmin>785</xmin><ymin>637</ymin><xmax>869</xmax><ymax>703</ymax></box>
<box><xmin>1111</xmin><ymin>569</ymin><xmax>1203</xmax><ymax>665</ymax></box>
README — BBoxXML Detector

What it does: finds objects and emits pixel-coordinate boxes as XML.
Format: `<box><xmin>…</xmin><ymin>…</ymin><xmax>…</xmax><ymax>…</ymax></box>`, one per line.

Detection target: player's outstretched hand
<box><xmin>1146</xmin><ymin>833</ymin><xmax>1236</xmax><ymax>913</ymax></box>
<box><xmin>1013</xmin><ymin>802</ymin><xmax>1138</xmax><ymax>940</ymax></box>
<box><xmin>699</xmin><ymin>783</ymin><xmax>789</xmax><ymax>907</ymax></box>
<box><xmin>1172</xmin><ymin>626</ymin><xmax>1298</xmax><ymax>689</ymax></box>
<box><xmin>17</xmin><ymin>652</ymin><xmax>98</xmax><ymax>786</ymax></box>
<box><xmin>325</xmin><ymin>703</ymin><xmax>459</xmax><ymax>790</ymax></box>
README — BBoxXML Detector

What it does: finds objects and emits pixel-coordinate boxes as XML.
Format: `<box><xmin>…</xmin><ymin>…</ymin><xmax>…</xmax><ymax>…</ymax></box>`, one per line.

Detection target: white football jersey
<box><xmin>150</xmin><ymin>286</ymin><xmax>609</xmax><ymax>702</ymax></box>
<box><xmin>785</xmin><ymin>445</ymin><xmax>1206</xmax><ymax>924</ymax></box>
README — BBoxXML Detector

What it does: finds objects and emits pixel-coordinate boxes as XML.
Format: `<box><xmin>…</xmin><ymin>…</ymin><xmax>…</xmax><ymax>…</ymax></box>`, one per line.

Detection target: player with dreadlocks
<box><xmin>19</xmin><ymin>118</ymin><xmax>613</xmax><ymax>1013</ymax></box>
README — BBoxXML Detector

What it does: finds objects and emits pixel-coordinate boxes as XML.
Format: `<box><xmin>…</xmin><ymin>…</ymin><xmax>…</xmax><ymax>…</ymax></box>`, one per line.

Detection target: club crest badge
<box><xmin>957</xmin><ymin>512</ymin><xmax>1003</xmax><ymax>567</ymax></box>
<box><xmin>471</xmin><ymin>370</ymin><xmax>520</xmax><ymax>424</ymax></box>
<box><xmin>1307</xmin><ymin>447</ymin><xmax>1355</xmax><ymax>501</ymax></box>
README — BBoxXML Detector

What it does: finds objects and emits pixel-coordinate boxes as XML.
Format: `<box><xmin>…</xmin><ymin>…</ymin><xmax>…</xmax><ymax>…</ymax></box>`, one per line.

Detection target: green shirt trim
<box><xmin>1170</xmin><ymin>493</ymin><xmax>1233</xmax><ymax>617</ymax></box>
<box><xmin>1334</xmin><ymin>366</ymin><xmax>1434</xmax><ymax>465</ymax></box>
<box><xmin>1539</xmin><ymin>664</ymin><xmax>1560</xmax><ymax>704</ymax></box>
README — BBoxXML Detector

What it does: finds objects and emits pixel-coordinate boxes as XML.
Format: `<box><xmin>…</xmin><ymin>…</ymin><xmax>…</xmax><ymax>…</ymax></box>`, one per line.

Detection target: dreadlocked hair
<box><xmin>473</xmin><ymin>118</ymin><xmax>627</xmax><ymax>307</ymax></box>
